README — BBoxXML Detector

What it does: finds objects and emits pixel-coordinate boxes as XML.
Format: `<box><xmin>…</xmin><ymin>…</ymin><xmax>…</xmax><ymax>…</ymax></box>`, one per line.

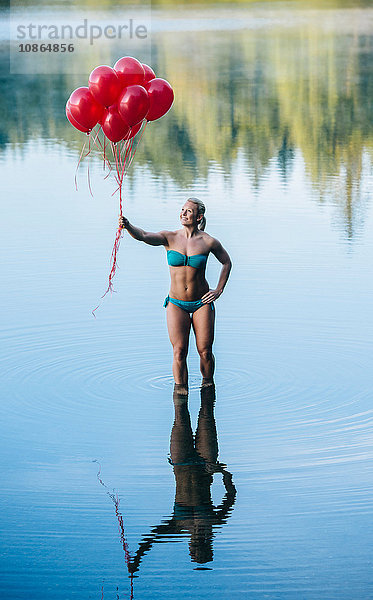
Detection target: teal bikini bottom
<box><xmin>164</xmin><ymin>295</ymin><xmax>214</xmax><ymax>315</ymax></box>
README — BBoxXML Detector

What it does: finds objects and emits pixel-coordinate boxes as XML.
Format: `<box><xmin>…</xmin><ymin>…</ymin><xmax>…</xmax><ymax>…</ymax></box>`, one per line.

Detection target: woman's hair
<box><xmin>187</xmin><ymin>197</ymin><xmax>206</xmax><ymax>231</ymax></box>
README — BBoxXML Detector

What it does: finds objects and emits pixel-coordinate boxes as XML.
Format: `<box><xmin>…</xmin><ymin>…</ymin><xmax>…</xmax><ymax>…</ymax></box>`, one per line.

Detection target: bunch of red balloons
<box><xmin>66</xmin><ymin>56</ymin><xmax>174</xmax><ymax>142</ymax></box>
<box><xmin>66</xmin><ymin>56</ymin><xmax>174</xmax><ymax>311</ymax></box>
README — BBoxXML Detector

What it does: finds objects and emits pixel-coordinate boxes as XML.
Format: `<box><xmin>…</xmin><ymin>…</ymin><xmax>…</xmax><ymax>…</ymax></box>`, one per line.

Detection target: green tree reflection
<box><xmin>1</xmin><ymin>10</ymin><xmax>372</xmax><ymax>237</ymax></box>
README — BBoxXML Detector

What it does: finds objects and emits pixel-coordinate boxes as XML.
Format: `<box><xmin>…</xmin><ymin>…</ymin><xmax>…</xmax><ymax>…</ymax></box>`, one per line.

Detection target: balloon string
<box><xmin>115</xmin><ymin>140</ymin><xmax>121</xmax><ymax>179</ymax></box>
<box><xmin>83</xmin><ymin>134</ymin><xmax>93</xmax><ymax>195</ymax></box>
<box><xmin>90</xmin><ymin>125</ymin><xmax>101</xmax><ymax>149</ymax></box>
<box><xmin>100</xmin><ymin>143</ymin><xmax>128</xmax><ymax>295</ymax></box>
<box><xmin>109</xmin><ymin>134</ymin><xmax>136</xmax><ymax>197</ymax></box>
<box><xmin>112</xmin><ymin>140</ymin><xmax>121</xmax><ymax>187</ymax></box>
<box><xmin>102</xmin><ymin>135</ymin><xmax>142</xmax><ymax>302</ymax></box>
<box><xmin>115</xmin><ymin>139</ymin><xmax>122</xmax><ymax>176</ymax></box>
<box><xmin>92</xmin><ymin>126</ymin><xmax>146</xmax><ymax>316</ymax></box>
<box><xmin>113</xmin><ymin>138</ymin><xmax>131</xmax><ymax>211</ymax></box>
<box><xmin>90</xmin><ymin>130</ymin><xmax>113</xmax><ymax>175</ymax></box>
<box><xmin>120</xmin><ymin>138</ymin><xmax>129</xmax><ymax>176</ymax></box>
<box><xmin>126</xmin><ymin>141</ymin><xmax>136</xmax><ymax>171</ymax></box>
<box><xmin>92</xmin><ymin>145</ymin><xmax>123</xmax><ymax>316</ymax></box>
<box><xmin>74</xmin><ymin>136</ymin><xmax>88</xmax><ymax>191</ymax></box>
<box><xmin>87</xmin><ymin>160</ymin><xmax>93</xmax><ymax>197</ymax></box>
<box><xmin>118</xmin><ymin>138</ymin><xmax>133</xmax><ymax>213</ymax></box>
<box><xmin>126</xmin><ymin>121</ymin><xmax>148</xmax><ymax>174</ymax></box>
<box><xmin>76</xmin><ymin>126</ymin><xmax>104</xmax><ymax>196</ymax></box>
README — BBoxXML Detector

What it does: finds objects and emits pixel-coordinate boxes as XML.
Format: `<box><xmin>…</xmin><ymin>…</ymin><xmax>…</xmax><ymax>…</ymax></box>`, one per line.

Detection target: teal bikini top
<box><xmin>167</xmin><ymin>250</ymin><xmax>208</xmax><ymax>269</ymax></box>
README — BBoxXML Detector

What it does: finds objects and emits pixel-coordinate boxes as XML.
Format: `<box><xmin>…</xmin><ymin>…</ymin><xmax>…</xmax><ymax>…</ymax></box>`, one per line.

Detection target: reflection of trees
<box><xmin>152</xmin><ymin>26</ymin><xmax>373</xmax><ymax>226</ymax></box>
<box><xmin>1</xmin><ymin>13</ymin><xmax>372</xmax><ymax>234</ymax></box>
<box><xmin>0</xmin><ymin>69</ymin><xmax>80</xmax><ymax>146</ymax></box>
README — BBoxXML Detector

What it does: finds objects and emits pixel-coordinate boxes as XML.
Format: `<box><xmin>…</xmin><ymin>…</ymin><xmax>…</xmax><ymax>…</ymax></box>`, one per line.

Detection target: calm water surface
<box><xmin>1</xmin><ymin>2</ymin><xmax>373</xmax><ymax>599</ymax></box>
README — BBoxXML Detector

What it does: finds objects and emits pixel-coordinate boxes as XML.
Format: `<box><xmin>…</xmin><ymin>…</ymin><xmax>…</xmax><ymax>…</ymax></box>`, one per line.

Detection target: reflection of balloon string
<box><xmin>93</xmin><ymin>461</ymin><xmax>134</xmax><ymax>600</ymax></box>
<box><xmin>94</xmin><ymin>462</ymin><xmax>132</xmax><ymax>566</ymax></box>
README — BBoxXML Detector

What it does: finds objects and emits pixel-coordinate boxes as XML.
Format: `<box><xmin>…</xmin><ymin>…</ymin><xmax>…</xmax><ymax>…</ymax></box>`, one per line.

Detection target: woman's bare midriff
<box><xmin>165</xmin><ymin>230</ymin><xmax>213</xmax><ymax>301</ymax></box>
<box><xmin>169</xmin><ymin>266</ymin><xmax>209</xmax><ymax>301</ymax></box>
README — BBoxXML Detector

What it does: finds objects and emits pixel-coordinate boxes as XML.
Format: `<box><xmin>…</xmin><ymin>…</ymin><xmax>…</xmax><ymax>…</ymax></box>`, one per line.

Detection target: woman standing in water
<box><xmin>119</xmin><ymin>198</ymin><xmax>232</xmax><ymax>392</ymax></box>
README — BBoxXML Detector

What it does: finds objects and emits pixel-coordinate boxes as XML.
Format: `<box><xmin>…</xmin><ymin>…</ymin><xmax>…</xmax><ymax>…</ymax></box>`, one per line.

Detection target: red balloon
<box><xmin>145</xmin><ymin>78</ymin><xmax>174</xmax><ymax>121</ymax></box>
<box><xmin>118</xmin><ymin>85</ymin><xmax>149</xmax><ymax>127</ymax></box>
<box><xmin>65</xmin><ymin>101</ymin><xmax>90</xmax><ymax>133</ymax></box>
<box><xmin>99</xmin><ymin>107</ymin><xmax>107</xmax><ymax>126</ymax></box>
<box><xmin>69</xmin><ymin>87</ymin><xmax>104</xmax><ymax>130</ymax></box>
<box><xmin>102</xmin><ymin>105</ymin><xmax>130</xmax><ymax>143</ymax></box>
<box><xmin>88</xmin><ymin>65</ymin><xmax>121</xmax><ymax>107</ymax></box>
<box><xmin>142</xmin><ymin>63</ymin><xmax>156</xmax><ymax>83</ymax></box>
<box><xmin>128</xmin><ymin>121</ymin><xmax>143</xmax><ymax>139</ymax></box>
<box><xmin>114</xmin><ymin>56</ymin><xmax>145</xmax><ymax>87</ymax></box>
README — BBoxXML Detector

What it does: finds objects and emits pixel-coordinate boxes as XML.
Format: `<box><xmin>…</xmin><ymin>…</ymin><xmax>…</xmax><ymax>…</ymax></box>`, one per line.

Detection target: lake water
<box><xmin>1</xmin><ymin>2</ymin><xmax>373</xmax><ymax>599</ymax></box>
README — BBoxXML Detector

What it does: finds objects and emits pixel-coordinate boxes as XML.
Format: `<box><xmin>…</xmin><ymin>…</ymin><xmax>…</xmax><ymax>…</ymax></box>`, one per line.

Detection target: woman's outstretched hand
<box><xmin>201</xmin><ymin>289</ymin><xmax>222</xmax><ymax>304</ymax></box>
<box><xmin>119</xmin><ymin>215</ymin><xmax>129</xmax><ymax>229</ymax></box>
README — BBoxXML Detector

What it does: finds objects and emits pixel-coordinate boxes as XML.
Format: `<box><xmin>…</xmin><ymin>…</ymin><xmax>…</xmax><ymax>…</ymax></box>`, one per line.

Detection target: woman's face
<box><xmin>180</xmin><ymin>201</ymin><xmax>198</xmax><ymax>225</ymax></box>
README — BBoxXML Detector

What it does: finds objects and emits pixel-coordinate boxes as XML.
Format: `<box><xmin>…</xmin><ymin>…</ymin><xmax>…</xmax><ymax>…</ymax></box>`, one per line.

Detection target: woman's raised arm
<box><xmin>119</xmin><ymin>216</ymin><xmax>169</xmax><ymax>246</ymax></box>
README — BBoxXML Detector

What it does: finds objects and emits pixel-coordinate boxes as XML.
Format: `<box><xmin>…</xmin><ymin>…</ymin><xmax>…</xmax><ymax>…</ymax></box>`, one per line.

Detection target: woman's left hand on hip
<box><xmin>202</xmin><ymin>289</ymin><xmax>221</xmax><ymax>304</ymax></box>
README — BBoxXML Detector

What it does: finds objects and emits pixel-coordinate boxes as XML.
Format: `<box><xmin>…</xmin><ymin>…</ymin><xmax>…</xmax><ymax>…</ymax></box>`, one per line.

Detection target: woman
<box><xmin>119</xmin><ymin>197</ymin><xmax>232</xmax><ymax>391</ymax></box>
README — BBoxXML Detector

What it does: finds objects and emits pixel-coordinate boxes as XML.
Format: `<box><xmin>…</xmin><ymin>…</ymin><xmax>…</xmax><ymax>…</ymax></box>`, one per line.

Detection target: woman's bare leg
<box><xmin>166</xmin><ymin>303</ymin><xmax>192</xmax><ymax>386</ymax></box>
<box><xmin>192</xmin><ymin>304</ymin><xmax>215</xmax><ymax>383</ymax></box>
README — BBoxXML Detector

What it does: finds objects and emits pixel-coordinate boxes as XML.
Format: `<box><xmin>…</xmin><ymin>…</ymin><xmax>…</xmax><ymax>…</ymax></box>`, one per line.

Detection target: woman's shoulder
<box><xmin>165</xmin><ymin>230</ymin><xmax>179</xmax><ymax>240</ymax></box>
<box><xmin>161</xmin><ymin>229</ymin><xmax>178</xmax><ymax>248</ymax></box>
<box><xmin>200</xmin><ymin>231</ymin><xmax>218</xmax><ymax>249</ymax></box>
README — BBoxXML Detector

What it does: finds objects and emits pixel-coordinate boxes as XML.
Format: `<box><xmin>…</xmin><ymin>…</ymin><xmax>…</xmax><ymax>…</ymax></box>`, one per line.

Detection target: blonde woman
<box><xmin>119</xmin><ymin>198</ymin><xmax>232</xmax><ymax>391</ymax></box>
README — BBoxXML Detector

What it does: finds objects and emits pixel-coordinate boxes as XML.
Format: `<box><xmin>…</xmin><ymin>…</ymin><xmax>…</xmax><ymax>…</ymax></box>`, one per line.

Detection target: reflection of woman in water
<box><xmin>119</xmin><ymin>198</ymin><xmax>232</xmax><ymax>391</ymax></box>
<box><xmin>128</xmin><ymin>384</ymin><xmax>236</xmax><ymax>572</ymax></box>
